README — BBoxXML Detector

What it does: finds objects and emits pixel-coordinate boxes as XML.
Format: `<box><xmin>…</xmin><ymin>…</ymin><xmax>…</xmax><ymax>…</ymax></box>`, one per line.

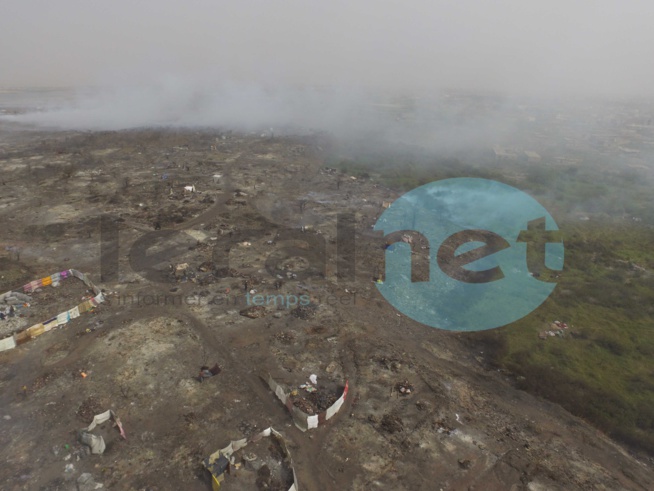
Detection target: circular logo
<box><xmin>374</xmin><ymin>178</ymin><xmax>564</xmax><ymax>331</ymax></box>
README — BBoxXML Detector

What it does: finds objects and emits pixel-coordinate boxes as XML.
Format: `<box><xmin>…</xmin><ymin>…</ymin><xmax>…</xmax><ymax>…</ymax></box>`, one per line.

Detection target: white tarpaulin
<box><xmin>0</xmin><ymin>335</ymin><xmax>16</xmax><ymax>352</ymax></box>
<box><xmin>78</xmin><ymin>409</ymin><xmax>126</xmax><ymax>455</ymax></box>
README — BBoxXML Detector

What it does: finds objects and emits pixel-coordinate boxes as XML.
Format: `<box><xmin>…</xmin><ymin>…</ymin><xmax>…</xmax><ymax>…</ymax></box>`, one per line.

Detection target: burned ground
<box><xmin>0</xmin><ymin>127</ymin><xmax>652</xmax><ymax>490</ymax></box>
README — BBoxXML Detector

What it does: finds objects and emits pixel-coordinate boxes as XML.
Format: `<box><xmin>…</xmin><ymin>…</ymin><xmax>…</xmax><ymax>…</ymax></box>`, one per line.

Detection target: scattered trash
<box><xmin>77</xmin><ymin>472</ymin><xmax>104</xmax><ymax>490</ymax></box>
<box><xmin>395</xmin><ymin>379</ymin><xmax>414</xmax><ymax>395</ymax></box>
<box><xmin>0</xmin><ymin>291</ymin><xmax>31</xmax><ymax>307</ymax></box>
<box><xmin>198</xmin><ymin>363</ymin><xmax>221</xmax><ymax>382</ymax></box>
<box><xmin>174</xmin><ymin>263</ymin><xmax>189</xmax><ymax>278</ymax></box>
<box><xmin>539</xmin><ymin>320</ymin><xmax>570</xmax><ymax>340</ymax></box>
<box><xmin>434</xmin><ymin>420</ymin><xmax>453</xmax><ymax>434</ymax></box>
<box><xmin>79</xmin><ymin>432</ymin><xmax>105</xmax><ymax>455</ymax></box>
<box><xmin>309</xmin><ymin>374</ymin><xmax>318</xmax><ymax>385</ymax></box>
<box><xmin>298</xmin><ymin>384</ymin><xmax>317</xmax><ymax>393</ymax></box>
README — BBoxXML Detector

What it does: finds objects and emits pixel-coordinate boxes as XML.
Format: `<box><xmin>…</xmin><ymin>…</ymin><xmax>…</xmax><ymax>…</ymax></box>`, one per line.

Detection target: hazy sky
<box><xmin>2</xmin><ymin>1</ymin><xmax>654</xmax><ymax>98</ymax></box>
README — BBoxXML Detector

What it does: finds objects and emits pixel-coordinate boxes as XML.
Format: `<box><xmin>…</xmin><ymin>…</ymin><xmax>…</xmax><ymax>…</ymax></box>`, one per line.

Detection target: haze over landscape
<box><xmin>3</xmin><ymin>1</ymin><xmax>654</xmax><ymax>131</ymax></box>
<box><xmin>1</xmin><ymin>2</ymin><xmax>654</xmax><ymax>491</ymax></box>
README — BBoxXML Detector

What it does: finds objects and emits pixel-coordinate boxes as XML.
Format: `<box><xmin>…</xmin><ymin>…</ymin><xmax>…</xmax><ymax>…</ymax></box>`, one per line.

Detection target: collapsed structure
<box><xmin>79</xmin><ymin>409</ymin><xmax>127</xmax><ymax>455</ymax></box>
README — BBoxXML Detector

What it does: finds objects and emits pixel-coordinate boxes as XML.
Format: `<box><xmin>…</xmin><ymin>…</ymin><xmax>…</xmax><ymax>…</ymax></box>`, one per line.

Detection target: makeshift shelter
<box><xmin>266</xmin><ymin>373</ymin><xmax>349</xmax><ymax>431</ymax></box>
<box><xmin>203</xmin><ymin>427</ymin><xmax>298</xmax><ymax>491</ymax></box>
<box><xmin>0</xmin><ymin>269</ymin><xmax>104</xmax><ymax>352</ymax></box>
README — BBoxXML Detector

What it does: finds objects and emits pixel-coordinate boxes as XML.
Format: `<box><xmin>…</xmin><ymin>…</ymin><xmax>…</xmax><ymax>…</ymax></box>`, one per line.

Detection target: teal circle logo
<box><xmin>374</xmin><ymin>178</ymin><xmax>564</xmax><ymax>331</ymax></box>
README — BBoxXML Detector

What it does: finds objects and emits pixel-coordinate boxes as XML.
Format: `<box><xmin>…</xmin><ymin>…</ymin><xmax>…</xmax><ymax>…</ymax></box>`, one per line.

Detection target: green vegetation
<box><xmin>329</xmin><ymin>145</ymin><xmax>654</xmax><ymax>453</ymax></box>
<box><xmin>485</xmin><ymin>220</ymin><xmax>654</xmax><ymax>453</ymax></box>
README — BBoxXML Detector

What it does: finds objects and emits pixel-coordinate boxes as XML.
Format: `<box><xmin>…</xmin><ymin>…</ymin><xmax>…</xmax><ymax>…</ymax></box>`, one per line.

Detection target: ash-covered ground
<box><xmin>0</xmin><ymin>126</ymin><xmax>653</xmax><ymax>491</ymax></box>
